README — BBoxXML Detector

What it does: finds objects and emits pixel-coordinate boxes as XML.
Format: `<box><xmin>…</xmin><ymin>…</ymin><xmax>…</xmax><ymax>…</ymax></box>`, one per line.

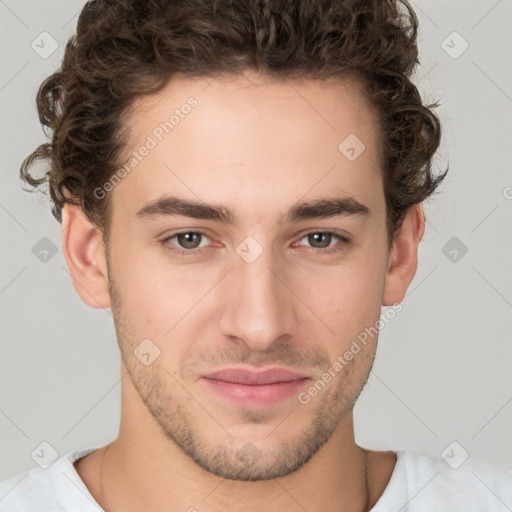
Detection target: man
<box><xmin>1</xmin><ymin>0</ymin><xmax>510</xmax><ymax>510</ymax></box>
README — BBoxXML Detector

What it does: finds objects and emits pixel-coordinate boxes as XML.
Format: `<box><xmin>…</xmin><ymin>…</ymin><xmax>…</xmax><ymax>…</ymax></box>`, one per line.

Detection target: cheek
<box><xmin>108</xmin><ymin>244</ymin><xmax>167</xmax><ymax>334</ymax></box>
<box><xmin>311</xmin><ymin>274</ymin><xmax>382</xmax><ymax>336</ymax></box>
<box><xmin>112</xmin><ymin>251</ymin><xmax>218</xmax><ymax>338</ymax></box>
<box><xmin>294</xmin><ymin>253</ymin><xmax>387</xmax><ymax>340</ymax></box>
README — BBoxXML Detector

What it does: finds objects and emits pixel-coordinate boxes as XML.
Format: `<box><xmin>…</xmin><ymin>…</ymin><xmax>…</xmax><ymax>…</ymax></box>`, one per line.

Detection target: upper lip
<box><xmin>202</xmin><ymin>367</ymin><xmax>310</xmax><ymax>385</ymax></box>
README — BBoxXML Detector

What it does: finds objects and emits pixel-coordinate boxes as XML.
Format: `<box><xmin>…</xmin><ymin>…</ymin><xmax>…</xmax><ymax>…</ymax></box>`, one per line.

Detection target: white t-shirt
<box><xmin>1</xmin><ymin>446</ymin><xmax>511</xmax><ymax>511</ymax></box>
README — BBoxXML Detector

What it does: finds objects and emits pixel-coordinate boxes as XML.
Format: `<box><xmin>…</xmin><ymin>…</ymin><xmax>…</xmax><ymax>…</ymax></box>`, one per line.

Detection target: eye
<box><xmin>297</xmin><ymin>232</ymin><xmax>350</xmax><ymax>254</ymax></box>
<box><xmin>160</xmin><ymin>230</ymin><xmax>350</xmax><ymax>257</ymax></box>
<box><xmin>162</xmin><ymin>231</ymin><xmax>212</xmax><ymax>255</ymax></box>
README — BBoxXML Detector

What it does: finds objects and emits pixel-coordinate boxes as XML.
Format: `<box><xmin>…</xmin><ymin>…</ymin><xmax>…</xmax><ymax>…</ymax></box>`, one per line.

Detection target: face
<box><xmin>103</xmin><ymin>71</ymin><xmax>390</xmax><ymax>480</ymax></box>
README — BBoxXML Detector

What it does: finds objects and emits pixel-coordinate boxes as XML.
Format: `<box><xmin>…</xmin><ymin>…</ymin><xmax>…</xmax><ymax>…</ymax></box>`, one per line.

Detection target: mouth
<box><xmin>201</xmin><ymin>367</ymin><xmax>311</xmax><ymax>408</ymax></box>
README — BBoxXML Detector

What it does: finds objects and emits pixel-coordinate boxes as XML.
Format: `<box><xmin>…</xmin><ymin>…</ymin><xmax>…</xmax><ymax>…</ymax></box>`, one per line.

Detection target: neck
<box><xmin>96</xmin><ymin>417</ymin><xmax>371</xmax><ymax>512</ymax></box>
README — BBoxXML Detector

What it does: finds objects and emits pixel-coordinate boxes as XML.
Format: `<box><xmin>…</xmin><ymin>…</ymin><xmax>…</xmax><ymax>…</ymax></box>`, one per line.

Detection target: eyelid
<box><xmin>295</xmin><ymin>227</ymin><xmax>350</xmax><ymax>242</ymax></box>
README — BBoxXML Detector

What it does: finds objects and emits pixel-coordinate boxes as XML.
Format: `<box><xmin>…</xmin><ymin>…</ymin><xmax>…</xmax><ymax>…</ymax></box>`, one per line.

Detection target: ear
<box><xmin>382</xmin><ymin>203</ymin><xmax>425</xmax><ymax>306</ymax></box>
<box><xmin>61</xmin><ymin>203</ymin><xmax>111</xmax><ymax>309</ymax></box>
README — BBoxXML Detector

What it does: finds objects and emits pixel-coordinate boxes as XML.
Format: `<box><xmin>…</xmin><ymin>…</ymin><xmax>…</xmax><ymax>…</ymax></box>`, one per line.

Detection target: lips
<box><xmin>201</xmin><ymin>366</ymin><xmax>311</xmax><ymax>408</ymax></box>
<box><xmin>202</xmin><ymin>367</ymin><xmax>309</xmax><ymax>385</ymax></box>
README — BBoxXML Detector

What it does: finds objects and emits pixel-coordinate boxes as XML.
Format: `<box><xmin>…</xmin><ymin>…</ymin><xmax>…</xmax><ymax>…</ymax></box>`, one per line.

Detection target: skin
<box><xmin>64</xmin><ymin>70</ymin><xmax>424</xmax><ymax>511</ymax></box>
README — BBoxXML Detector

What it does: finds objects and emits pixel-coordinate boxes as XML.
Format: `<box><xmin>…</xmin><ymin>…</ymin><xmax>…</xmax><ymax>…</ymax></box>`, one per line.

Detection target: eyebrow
<box><xmin>135</xmin><ymin>194</ymin><xmax>370</xmax><ymax>224</ymax></box>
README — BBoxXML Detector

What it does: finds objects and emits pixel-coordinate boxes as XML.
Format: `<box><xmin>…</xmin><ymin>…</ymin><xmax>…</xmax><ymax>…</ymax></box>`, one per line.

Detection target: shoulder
<box><xmin>0</xmin><ymin>467</ymin><xmax>61</xmax><ymax>510</ymax></box>
<box><xmin>372</xmin><ymin>450</ymin><xmax>512</xmax><ymax>511</ymax></box>
<box><xmin>0</xmin><ymin>446</ymin><xmax>102</xmax><ymax>511</ymax></box>
<box><xmin>402</xmin><ymin>450</ymin><xmax>512</xmax><ymax>493</ymax></box>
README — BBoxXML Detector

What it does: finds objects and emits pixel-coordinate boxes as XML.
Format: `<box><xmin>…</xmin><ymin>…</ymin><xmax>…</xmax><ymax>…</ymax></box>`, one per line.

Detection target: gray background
<box><xmin>1</xmin><ymin>0</ymin><xmax>511</xmax><ymax>481</ymax></box>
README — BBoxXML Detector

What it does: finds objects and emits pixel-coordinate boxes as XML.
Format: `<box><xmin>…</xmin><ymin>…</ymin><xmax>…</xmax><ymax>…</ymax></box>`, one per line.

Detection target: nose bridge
<box><xmin>218</xmin><ymin>239</ymin><xmax>297</xmax><ymax>350</ymax></box>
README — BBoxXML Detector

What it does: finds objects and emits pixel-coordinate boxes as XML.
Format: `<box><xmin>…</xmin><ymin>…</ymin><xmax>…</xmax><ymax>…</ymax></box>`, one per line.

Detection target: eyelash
<box><xmin>161</xmin><ymin>230</ymin><xmax>350</xmax><ymax>256</ymax></box>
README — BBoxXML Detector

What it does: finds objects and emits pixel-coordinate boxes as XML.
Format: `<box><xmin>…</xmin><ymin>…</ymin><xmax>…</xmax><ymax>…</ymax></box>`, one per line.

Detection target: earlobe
<box><xmin>382</xmin><ymin>203</ymin><xmax>425</xmax><ymax>306</ymax></box>
<box><xmin>61</xmin><ymin>203</ymin><xmax>111</xmax><ymax>309</ymax></box>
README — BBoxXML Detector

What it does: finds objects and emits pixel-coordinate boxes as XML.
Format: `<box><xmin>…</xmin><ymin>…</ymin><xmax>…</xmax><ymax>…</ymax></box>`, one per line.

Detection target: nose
<box><xmin>218</xmin><ymin>243</ymin><xmax>298</xmax><ymax>351</ymax></box>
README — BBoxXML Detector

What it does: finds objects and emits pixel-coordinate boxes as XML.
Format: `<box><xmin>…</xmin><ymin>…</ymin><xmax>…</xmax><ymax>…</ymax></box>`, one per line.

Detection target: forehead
<box><xmin>112</xmin><ymin>71</ymin><xmax>384</xmax><ymax>222</ymax></box>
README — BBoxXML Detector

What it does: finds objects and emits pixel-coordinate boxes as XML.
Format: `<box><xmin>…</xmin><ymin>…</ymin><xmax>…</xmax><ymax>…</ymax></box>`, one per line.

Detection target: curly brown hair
<box><xmin>20</xmin><ymin>0</ymin><xmax>447</xmax><ymax>240</ymax></box>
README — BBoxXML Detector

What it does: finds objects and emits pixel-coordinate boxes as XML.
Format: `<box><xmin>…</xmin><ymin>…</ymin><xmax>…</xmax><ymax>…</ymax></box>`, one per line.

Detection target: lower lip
<box><xmin>202</xmin><ymin>377</ymin><xmax>310</xmax><ymax>408</ymax></box>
